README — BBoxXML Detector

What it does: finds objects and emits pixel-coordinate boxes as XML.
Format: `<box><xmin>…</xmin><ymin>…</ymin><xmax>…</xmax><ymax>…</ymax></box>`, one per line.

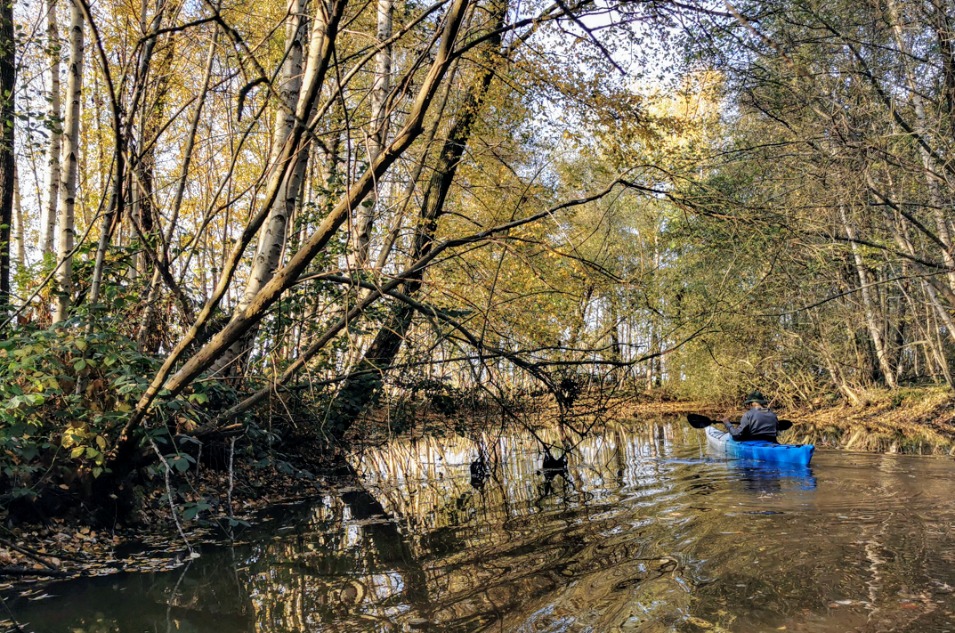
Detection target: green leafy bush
<box><xmin>0</xmin><ymin>318</ymin><xmax>158</xmax><ymax>503</ymax></box>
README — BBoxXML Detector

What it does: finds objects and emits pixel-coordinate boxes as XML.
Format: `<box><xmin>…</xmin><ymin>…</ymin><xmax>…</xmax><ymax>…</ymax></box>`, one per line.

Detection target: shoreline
<box><xmin>4</xmin><ymin>387</ymin><xmax>954</xmax><ymax>591</ymax></box>
<box><xmin>630</xmin><ymin>386</ymin><xmax>955</xmax><ymax>455</ymax></box>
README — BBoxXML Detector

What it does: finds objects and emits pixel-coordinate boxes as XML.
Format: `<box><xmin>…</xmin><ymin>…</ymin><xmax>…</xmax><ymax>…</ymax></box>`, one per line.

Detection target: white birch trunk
<box><xmin>209</xmin><ymin>0</ymin><xmax>310</xmax><ymax>373</ymax></box>
<box><xmin>840</xmin><ymin>205</ymin><xmax>897</xmax><ymax>388</ymax></box>
<box><xmin>241</xmin><ymin>0</ymin><xmax>308</xmax><ymax>301</ymax></box>
<box><xmin>40</xmin><ymin>0</ymin><xmax>62</xmax><ymax>258</ymax></box>
<box><xmin>52</xmin><ymin>0</ymin><xmax>83</xmax><ymax>324</ymax></box>
<box><xmin>11</xmin><ymin>162</ymin><xmax>23</xmax><ymax>271</ymax></box>
<box><xmin>351</xmin><ymin>0</ymin><xmax>393</xmax><ymax>267</ymax></box>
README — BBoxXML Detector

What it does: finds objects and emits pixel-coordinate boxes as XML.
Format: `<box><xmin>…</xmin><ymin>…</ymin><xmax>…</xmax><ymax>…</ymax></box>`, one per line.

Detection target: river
<box><xmin>5</xmin><ymin>417</ymin><xmax>955</xmax><ymax>632</ymax></box>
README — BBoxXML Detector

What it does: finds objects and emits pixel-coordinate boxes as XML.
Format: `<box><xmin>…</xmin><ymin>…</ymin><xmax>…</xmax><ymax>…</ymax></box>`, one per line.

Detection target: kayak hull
<box><xmin>705</xmin><ymin>426</ymin><xmax>814</xmax><ymax>466</ymax></box>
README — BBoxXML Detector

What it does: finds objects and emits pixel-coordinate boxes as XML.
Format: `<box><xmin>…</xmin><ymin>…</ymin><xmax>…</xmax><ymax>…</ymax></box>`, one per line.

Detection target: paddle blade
<box><xmin>687</xmin><ymin>414</ymin><xmax>714</xmax><ymax>429</ymax></box>
<box><xmin>777</xmin><ymin>419</ymin><xmax>794</xmax><ymax>431</ymax></box>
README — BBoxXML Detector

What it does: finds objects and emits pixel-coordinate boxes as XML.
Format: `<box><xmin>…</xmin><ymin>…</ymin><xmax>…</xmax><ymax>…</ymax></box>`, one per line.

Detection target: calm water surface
<box><xmin>6</xmin><ymin>418</ymin><xmax>955</xmax><ymax>632</ymax></box>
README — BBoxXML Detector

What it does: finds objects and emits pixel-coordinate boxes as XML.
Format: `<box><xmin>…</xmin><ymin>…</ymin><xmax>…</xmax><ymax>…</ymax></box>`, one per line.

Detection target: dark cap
<box><xmin>743</xmin><ymin>390</ymin><xmax>768</xmax><ymax>405</ymax></box>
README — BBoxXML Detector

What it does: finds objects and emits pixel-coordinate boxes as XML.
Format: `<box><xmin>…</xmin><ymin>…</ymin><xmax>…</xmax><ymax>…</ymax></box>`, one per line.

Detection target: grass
<box><xmin>780</xmin><ymin>386</ymin><xmax>955</xmax><ymax>455</ymax></box>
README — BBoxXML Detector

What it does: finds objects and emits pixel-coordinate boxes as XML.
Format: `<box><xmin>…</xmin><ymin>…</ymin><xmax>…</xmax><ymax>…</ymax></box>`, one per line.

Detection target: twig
<box><xmin>0</xmin><ymin>536</ymin><xmax>59</xmax><ymax>570</ymax></box>
<box><xmin>226</xmin><ymin>436</ymin><xmax>236</xmax><ymax>521</ymax></box>
<box><xmin>147</xmin><ymin>437</ymin><xmax>195</xmax><ymax>556</ymax></box>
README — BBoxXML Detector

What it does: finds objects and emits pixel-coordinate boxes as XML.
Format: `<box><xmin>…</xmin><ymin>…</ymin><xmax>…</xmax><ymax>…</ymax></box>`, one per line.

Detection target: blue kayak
<box><xmin>705</xmin><ymin>426</ymin><xmax>814</xmax><ymax>466</ymax></box>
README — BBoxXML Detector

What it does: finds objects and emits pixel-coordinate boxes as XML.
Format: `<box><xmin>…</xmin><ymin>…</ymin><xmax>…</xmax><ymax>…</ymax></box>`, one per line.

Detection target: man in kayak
<box><xmin>724</xmin><ymin>391</ymin><xmax>778</xmax><ymax>442</ymax></box>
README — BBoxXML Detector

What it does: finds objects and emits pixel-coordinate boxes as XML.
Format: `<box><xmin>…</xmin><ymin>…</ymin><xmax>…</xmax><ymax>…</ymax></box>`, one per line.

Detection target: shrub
<box><xmin>0</xmin><ymin>318</ymin><xmax>158</xmax><ymax>508</ymax></box>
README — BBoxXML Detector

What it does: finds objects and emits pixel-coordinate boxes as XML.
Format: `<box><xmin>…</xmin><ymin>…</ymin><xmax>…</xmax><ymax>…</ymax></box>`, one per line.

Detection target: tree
<box><xmin>40</xmin><ymin>0</ymin><xmax>60</xmax><ymax>259</ymax></box>
<box><xmin>0</xmin><ymin>0</ymin><xmax>15</xmax><ymax>317</ymax></box>
<box><xmin>51</xmin><ymin>0</ymin><xmax>82</xmax><ymax>324</ymax></box>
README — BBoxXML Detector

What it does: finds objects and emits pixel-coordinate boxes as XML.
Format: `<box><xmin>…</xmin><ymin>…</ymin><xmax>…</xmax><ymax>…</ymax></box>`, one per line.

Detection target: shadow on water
<box><xmin>7</xmin><ymin>417</ymin><xmax>955</xmax><ymax>632</ymax></box>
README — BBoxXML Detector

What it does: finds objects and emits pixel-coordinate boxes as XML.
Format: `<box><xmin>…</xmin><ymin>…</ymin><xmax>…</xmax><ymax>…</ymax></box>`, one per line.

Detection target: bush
<box><xmin>0</xmin><ymin>318</ymin><xmax>158</xmax><ymax>509</ymax></box>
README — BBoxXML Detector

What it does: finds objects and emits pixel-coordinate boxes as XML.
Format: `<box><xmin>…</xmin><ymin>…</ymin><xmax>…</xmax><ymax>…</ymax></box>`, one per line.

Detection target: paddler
<box><xmin>723</xmin><ymin>390</ymin><xmax>778</xmax><ymax>442</ymax></box>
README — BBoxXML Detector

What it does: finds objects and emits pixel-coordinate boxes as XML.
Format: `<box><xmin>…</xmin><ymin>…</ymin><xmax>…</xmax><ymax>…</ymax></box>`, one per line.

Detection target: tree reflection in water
<box><xmin>8</xmin><ymin>418</ymin><xmax>955</xmax><ymax>632</ymax></box>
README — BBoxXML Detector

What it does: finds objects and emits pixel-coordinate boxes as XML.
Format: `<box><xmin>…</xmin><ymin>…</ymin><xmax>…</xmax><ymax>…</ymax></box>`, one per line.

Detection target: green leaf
<box><xmin>170</xmin><ymin>455</ymin><xmax>190</xmax><ymax>473</ymax></box>
<box><xmin>26</xmin><ymin>393</ymin><xmax>45</xmax><ymax>406</ymax></box>
<box><xmin>182</xmin><ymin>505</ymin><xmax>200</xmax><ymax>520</ymax></box>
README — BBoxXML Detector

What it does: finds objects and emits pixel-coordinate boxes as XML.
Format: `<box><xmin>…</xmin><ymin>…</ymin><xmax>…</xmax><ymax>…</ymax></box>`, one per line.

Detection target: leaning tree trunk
<box><xmin>324</xmin><ymin>0</ymin><xmax>507</xmax><ymax>441</ymax></box>
<box><xmin>52</xmin><ymin>0</ymin><xmax>83</xmax><ymax>324</ymax></box>
<box><xmin>209</xmin><ymin>0</ymin><xmax>326</xmax><ymax>378</ymax></box>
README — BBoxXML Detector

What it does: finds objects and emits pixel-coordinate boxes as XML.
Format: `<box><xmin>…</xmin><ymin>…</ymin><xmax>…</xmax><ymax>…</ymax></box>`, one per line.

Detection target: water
<box><xmin>6</xmin><ymin>418</ymin><xmax>955</xmax><ymax>632</ymax></box>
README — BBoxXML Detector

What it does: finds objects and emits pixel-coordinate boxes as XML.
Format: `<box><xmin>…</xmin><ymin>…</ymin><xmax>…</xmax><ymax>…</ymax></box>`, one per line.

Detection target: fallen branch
<box><xmin>0</xmin><ymin>566</ymin><xmax>69</xmax><ymax>578</ymax></box>
<box><xmin>0</xmin><ymin>536</ymin><xmax>60</xmax><ymax>570</ymax></box>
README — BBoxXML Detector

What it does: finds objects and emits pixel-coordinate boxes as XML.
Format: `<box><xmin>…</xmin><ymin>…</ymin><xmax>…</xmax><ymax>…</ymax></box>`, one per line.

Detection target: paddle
<box><xmin>687</xmin><ymin>413</ymin><xmax>793</xmax><ymax>431</ymax></box>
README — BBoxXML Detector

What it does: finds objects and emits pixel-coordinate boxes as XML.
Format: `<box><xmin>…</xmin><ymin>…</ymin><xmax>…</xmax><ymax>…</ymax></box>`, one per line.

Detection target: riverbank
<box><xmin>3</xmin><ymin>385</ymin><xmax>955</xmax><ymax>591</ymax></box>
<box><xmin>0</xmin><ymin>452</ymin><xmax>333</xmax><ymax>596</ymax></box>
<box><xmin>663</xmin><ymin>386</ymin><xmax>955</xmax><ymax>455</ymax></box>
<box><xmin>787</xmin><ymin>386</ymin><xmax>955</xmax><ymax>454</ymax></box>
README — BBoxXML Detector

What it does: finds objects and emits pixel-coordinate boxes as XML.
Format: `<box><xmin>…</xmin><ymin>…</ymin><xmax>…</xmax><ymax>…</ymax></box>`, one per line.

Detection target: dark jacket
<box><xmin>726</xmin><ymin>407</ymin><xmax>778</xmax><ymax>442</ymax></box>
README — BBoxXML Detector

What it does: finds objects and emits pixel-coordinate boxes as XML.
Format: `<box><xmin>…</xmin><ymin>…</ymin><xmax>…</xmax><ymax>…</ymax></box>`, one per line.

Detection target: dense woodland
<box><xmin>2</xmin><ymin>0</ymin><xmax>955</xmax><ymax>512</ymax></box>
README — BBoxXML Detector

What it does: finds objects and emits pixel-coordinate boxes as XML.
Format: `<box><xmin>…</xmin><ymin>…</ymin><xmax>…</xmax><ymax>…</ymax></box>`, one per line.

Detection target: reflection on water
<box><xmin>7</xmin><ymin>418</ymin><xmax>955</xmax><ymax>632</ymax></box>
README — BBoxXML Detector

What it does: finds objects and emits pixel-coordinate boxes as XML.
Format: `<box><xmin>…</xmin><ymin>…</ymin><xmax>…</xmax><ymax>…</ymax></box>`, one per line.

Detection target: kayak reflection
<box><xmin>717</xmin><ymin>459</ymin><xmax>817</xmax><ymax>493</ymax></box>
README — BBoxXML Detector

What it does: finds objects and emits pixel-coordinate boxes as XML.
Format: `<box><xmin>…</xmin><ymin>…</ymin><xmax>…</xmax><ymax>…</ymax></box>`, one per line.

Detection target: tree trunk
<box><xmin>52</xmin><ymin>0</ymin><xmax>83</xmax><ymax>324</ymax></box>
<box><xmin>41</xmin><ymin>0</ymin><xmax>62</xmax><ymax>258</ymax></box>
<box><xmin>930</xmin><ymin>306</ymin><xmax>954</xmax><ymax>386</ymax></box>
<box><xmin>351</xmin><ymin>0</ymin><xmax>393</xmax><ymax>267</ymax></box>
<box><xmin>324</xmin><ymin>0</ymin><xmax>506</xmax><ymax>441</ymax></box>
<box><xmin>840</xmin><ymin>205</ymin><xmax>896</xmax><ymax>388</ymax></box>
<box><xmin>607</xmin><ymin>290</ymin><xmax>622</xmax><ymax>363</ymax></box>
<box><xmin>210</xmin><ymin>0</ymin><xmax>331</xmax><ymax>377</ymax></box>
<box><xmin>137</xmin><ymin>30</ymin><xmax>217</xmax><ymax>351</ymax></box>
<box><xmin>0</xmin><ymin>0</ymin><xmax>14</xmax><ymax>318</ymax></box>
<box><xmin>11</xmin><ymin>162</ymin><xmax>22</xmax><ymax>273</ymax></box>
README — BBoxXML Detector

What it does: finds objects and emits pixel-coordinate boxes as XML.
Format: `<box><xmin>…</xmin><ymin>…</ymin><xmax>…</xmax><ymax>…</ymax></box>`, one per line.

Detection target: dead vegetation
<box><xmin>779</xmin><ymin>387</ymin><xmax>955</xmax><ymax>455</ymax></box>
